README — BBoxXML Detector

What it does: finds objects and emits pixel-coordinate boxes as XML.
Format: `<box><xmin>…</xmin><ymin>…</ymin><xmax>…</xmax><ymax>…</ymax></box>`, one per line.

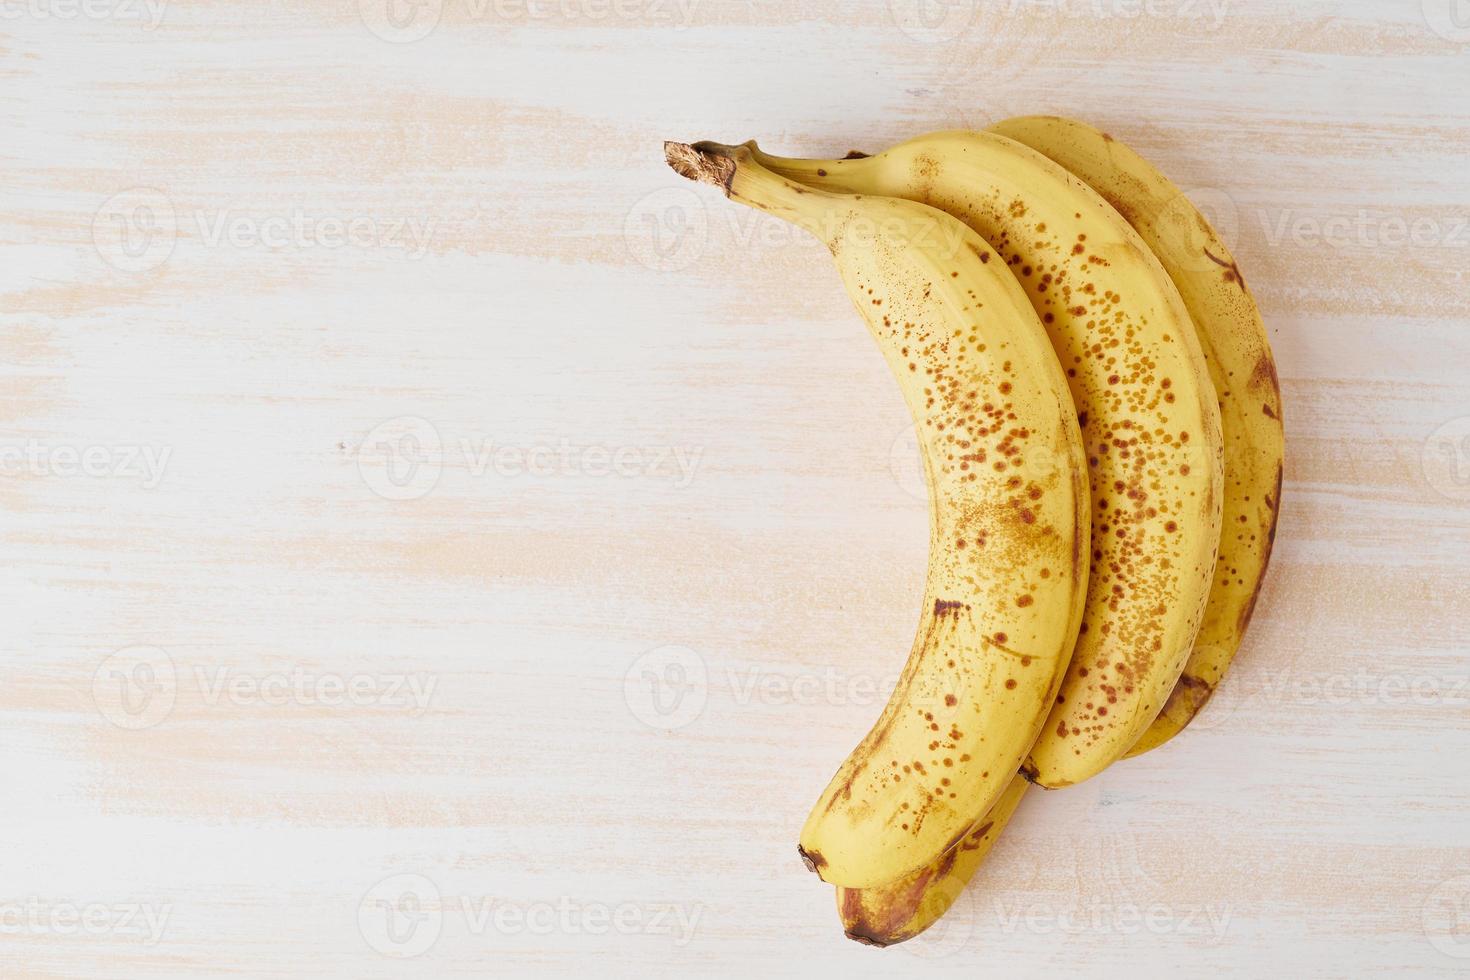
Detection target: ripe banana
<box><xmin>664</xmin><ymin>140</ymin><xmax>1089</xmax><ymax>888</ymax></box>
<box><xmin>757</xmin><ymin>133</ymin><xmax>1224</xmax><ymax>788</ymax></box>
<box><xmin>822</xmin><ymin>120</ymin><xmax>1284</xmax><ymax>947</ymax></box>
<box><xmin>988</xmin><ymin>115</ymin><xmax>1284</xmax><ymax>755</ymax></box>
<box><xmin>837</xmin><ymin>774</ymin><xmax>1027</xmax><ymax>947</ymax></box>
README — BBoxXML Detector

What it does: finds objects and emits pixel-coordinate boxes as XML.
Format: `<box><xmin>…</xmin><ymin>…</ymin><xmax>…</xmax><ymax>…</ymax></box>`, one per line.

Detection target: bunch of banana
<box><xmin>663</xmin><ymin>115</ymin><xmax>1282</xmax><ymax>948</ymax></box>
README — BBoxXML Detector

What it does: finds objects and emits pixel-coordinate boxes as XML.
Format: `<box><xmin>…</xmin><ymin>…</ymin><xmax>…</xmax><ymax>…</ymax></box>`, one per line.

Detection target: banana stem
<box><xmin>663</xmin><ymin>140</ymin><xmax>849</xmax><ymax>244</ymax></box>
<box><xmin>663</xmin><ymin>140</ymin><xmax>739</xmax><ymax>190</ymax></box>
<box><xmin>747</xmin><ymin>145</ymin><xmax>873</xmax><ymax>194</ymax></box>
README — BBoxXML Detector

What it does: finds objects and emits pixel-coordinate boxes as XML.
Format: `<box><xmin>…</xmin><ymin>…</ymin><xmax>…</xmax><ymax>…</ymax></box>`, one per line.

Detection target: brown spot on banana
<box><xmin>1238</xmin><ymin>463</ymin><xmax>1284</xmax><ymax>637</ymax></box>
<box><xmin>1250</xmin><ymin>352</ymin><xmax>1281</xmax><ymax>401</ymax></box>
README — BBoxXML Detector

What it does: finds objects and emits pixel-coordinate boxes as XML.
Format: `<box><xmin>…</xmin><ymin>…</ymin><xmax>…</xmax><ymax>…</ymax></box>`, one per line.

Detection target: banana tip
<box><xmin>797</xmin><ymin>843</ymin><xmax>826</xmax><ymax>876</ymax></box>
<box><xmin>663</xmin><ymin>140</ymin><xmax>735</xmax><ymax>191</ymax></box>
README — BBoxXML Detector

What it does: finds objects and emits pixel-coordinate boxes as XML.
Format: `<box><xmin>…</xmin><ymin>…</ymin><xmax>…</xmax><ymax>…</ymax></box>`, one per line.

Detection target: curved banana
<box><xmin>989</xmin><ymin>115</ymin><xmax>1284</xmax><ymax>755</ymax></box>
<box><xmin>825</xmin><ymin>120</ymin><xmax>1285</xmax><ymax>948</ymax></box>
<box><xmin>758</xmin><ymin>133</ymin><xmax>1224</xmax><ymax>788</ymax></box>
<box><xmin>664</xmin><ymin>140</ymin><xmax>1089</xmax><ymax>888</ymax></box>
<box><xmin>837</xmin><ymin>774</ymin><xmax>1027</xmax><ymax>946</ymax></box>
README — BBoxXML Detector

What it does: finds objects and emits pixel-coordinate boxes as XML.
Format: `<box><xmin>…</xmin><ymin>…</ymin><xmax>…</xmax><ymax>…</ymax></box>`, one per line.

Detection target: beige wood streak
<box><xmin>1</xmin><ymin>1</ymin><xmax>1468</xmax><ymax>976</ymax></box>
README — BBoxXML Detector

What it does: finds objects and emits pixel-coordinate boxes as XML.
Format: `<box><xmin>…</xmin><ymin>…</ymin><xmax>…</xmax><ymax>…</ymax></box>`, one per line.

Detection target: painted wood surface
<box><xmin>2</xmin><ymin>1</ymin><xmax>1468</xmax><ymax>975</ymax></box>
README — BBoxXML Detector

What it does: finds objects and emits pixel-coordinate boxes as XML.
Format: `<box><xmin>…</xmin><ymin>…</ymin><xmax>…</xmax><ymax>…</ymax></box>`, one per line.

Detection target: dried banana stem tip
<box><xmin>663</xmin><ymin>140</ymin><xmax>736</xmax><ymax>190</ymax></box>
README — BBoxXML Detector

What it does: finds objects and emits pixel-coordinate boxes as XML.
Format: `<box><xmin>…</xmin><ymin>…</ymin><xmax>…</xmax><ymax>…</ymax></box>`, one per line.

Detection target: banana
<box><xmin>988</xmin><ymin>116</ymin><xmax>1283</xmax><ymax>755</ymax></box>
<box><xmin>758</xmin><ymin>133</ymin><xmax>1224</xmax><ymax>788</ymax></box>
<box><xmin>825</xmin><ymin>120</ymin><xmax>1285</xmax><ymax>947</ymax></box>
<box><xmin>664</xmin><ymin>140</ymin><xmax>1089</xmax><ymax>888</ymax></box>
<box><xmin>837</xmin><ymin>774</ymin><xmax>1027</xmax><ymax>947</ymax></box>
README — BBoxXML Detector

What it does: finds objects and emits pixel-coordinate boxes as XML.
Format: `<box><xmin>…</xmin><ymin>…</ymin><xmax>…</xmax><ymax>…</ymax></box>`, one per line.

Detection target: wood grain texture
<box><xmin>2</xmin><ymin>1</ymin><xmax>1469</xmax><ymax>976</ymax></box>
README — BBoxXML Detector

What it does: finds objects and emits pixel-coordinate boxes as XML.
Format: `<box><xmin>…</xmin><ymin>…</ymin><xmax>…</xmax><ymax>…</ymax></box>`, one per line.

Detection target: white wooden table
<box><xmin>3</xmin><ymin>2</ymin><xmax>1468</xmax><ymax>976</ymax></box>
